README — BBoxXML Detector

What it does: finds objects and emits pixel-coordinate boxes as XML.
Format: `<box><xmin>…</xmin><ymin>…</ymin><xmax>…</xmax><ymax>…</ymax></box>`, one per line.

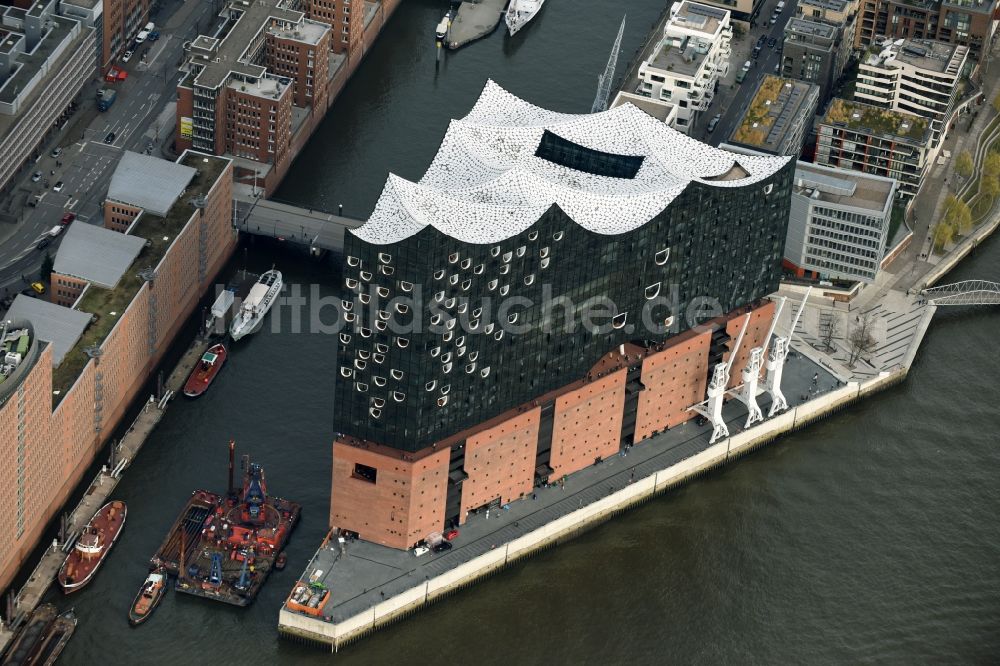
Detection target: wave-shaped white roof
<box><xmin>352</xmin><ymin>80</ymin><xmax>790</xmax><ymax>245</ymax></box>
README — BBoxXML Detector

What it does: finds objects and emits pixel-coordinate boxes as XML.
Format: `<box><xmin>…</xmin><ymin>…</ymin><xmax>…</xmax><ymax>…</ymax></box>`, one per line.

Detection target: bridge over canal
<box><xmin>234</xmin><ymin>196</ymin><xmax>364</xmax><ymax>252</ymax></box>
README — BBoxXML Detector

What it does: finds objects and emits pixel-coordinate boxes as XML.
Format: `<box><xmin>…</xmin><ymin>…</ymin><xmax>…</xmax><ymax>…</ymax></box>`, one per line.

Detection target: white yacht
<box><xmin>230</xmin><ymin>269</ymin><xmax>282</xmax><ymax>341</ymax></box>
<box><xmin>505</xmin><ymin>0</ymin><xmax>545</xmax><ymax>36</ymax></box>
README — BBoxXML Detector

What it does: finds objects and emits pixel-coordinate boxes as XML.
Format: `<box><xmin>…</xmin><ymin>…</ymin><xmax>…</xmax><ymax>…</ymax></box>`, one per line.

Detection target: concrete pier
<box><xmin>447</xmin><ymin>0</ymin><xmax>508</xmax><ymax>50</ymax></box>
<box><xmin>0</xmin><ymin>336</ymin><xmax>212</xmax><ymax>654</ymax></box>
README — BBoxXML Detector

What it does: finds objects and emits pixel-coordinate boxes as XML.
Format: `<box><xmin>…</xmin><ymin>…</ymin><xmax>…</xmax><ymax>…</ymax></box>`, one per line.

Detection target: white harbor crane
<box><xmin>689</xmin><ymin>313</ymin><xmax>751</xmax><ymax>444</ymax></box>
<box><xmin>765</xmin><ymin>287</ymin><xmax>811</xmax><ymax>417</ymax></box>
<box><xmin>591</xmin><ymin>14</ymin><xmax>626</xmax><ymax>113</ymax></box>
<box><xmin>728</xmin><ymin>298</ymin><xmax>786</xmax><ymax>429</ymax></box>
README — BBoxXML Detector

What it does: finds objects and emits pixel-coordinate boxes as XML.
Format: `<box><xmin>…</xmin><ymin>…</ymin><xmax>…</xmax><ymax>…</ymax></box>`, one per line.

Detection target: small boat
<box><xmin>57</xmin><ymin>500</ymin><xmax>127</xmax><ymax>593</ymax></box>
<box><xmin>33</xmin><ymin>609</ymin><xmax>77</xmax><ymax>666</ymax></box>
<box><xmin>128</xmin><ymin>569</ymin><xmax>167</xmax><ymax>626</ymax></box>
<box><xmin>435</xmin><ymin>11</ymin><xmax>452</xmax><ymax>40</ymax></box>
<box><xmin>505</xmin><ymin>0</ymin><xmax>546</xmax><ymax>36</ymax></box>
<box><xmin>183</xmin><ymin>343</ymin><xmax>227</xmax><ymax>398</ymax></box>
<box><xmin>275</xmin><ymin>551</ymin><xmax>287</xmax><ymax>571</ymax></box>
<box><xmin>229</xmin><ymin>269</ymin><xmax>282</xmax><ymax>341</ymax></box>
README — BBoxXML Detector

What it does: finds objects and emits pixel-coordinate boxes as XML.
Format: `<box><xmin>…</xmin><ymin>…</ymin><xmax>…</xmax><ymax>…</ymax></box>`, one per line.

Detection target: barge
<box><xmin>150</xmin><ymin>440</ymin><xmax>300</xmax><ymax>607</ymax></box>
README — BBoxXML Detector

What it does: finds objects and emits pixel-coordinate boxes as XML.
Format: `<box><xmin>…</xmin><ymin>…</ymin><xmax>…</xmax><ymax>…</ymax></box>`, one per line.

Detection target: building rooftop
<box><xmin>267</xmin><ymin>18</ymin><xmax>328</xmax><ymax>45</ymax></box>
<box><xmin>227</xmin><ymin>74</ymin><xmax>289</xmax><ymax>99</ymax></box>
<box><xmin>107</xmin><ymin>152</ymin><xmax>198</xmax><ymax>216</ymax></box>
<box><xmin>53</xmin><ymin>223</ymin><xmax>148</xmax><ymax>289</ymax></box>
<box><xmin>647</xmin><ymin>33</ymin><xmax>713</xmax><ymax>78</ymax></box>
<box><xmin>822</xmin><ymin>98</ymin><xmax>930</xmax><ymax>144</ymax></box>
<box><xmin>785</xmin><ymin>17</ymin><xmax>836</xmax><ymax>42</ymax></box>
<box><xmin>611</xmin><ymin>91</ymin><xmax>676</xmax><ymax>123</ymax></box>
<box><xmin>60</xmin><ymin>0</ymin><xmax>101</xmax><ymax>9</ymax></box>
<box><xmin>729</xmin><ymin>76</ymin><xmax>818</xmax><ymax>153</ymax></box>
<box><xmin>0</xmin><ymin>17</ymin><xmax>78</xmax><ymax>106</ymax></box>
<box><xmin>941</xmin><ymin>0</ymin><xmax>997</xmax><ymax>14</ymax></box>
<box><xmin>865</xmin><ymin>38</ymin><xmax>967</xmax><ymax>76</ymax></box>
<box><xmin>798</xmin><ymin>0</ymin><xmax>850</xmax><ymax>12</ymax></box>
<box><xmin>350</xmin><ymin>80</ymin><xmax>789</xmax><ymax>246</ymax></box>
<box><xmin>794</xmin><ymin>161</ymin><xmax>896</xmax><ymax>211</ymax></box>
<box><xmin>51</xmin><ymin>152</ymin><xmax>231</xmax><ymax>399</ymax></box>
<box><xmin>4</xmin><ymin>296</ymin><xmax>91</xmax><ymax>367</ymax></box>
<box><xmin>188</xmin><ymin>0</ymin><xmax>304</xmax><ymax>90</ymax></box>
<box><xmin>669</xmin><ymin>1</ymin><xmax>729</xmax><ymax>37</ymax></box>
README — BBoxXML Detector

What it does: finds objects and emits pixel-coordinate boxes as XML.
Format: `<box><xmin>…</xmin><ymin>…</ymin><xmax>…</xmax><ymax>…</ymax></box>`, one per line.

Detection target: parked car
<box><xmin>433</xmin><ymin>541</ymin><xmax>453</xmax><ymax>553</ymax></box>
<box><xmin>707</xmin><ymin>113</ymin><xmax>722</xmax><ymax>133</ymax></box>
<box><xmin>31</xmin><ymin>171</ymin><xmax>42</xmax><ymax>182</ymax></box>
<box><xmin>104</xmin><ymin>132</ymin><xmax>116</xmax><ymax>144</ymax></box>
<box><xmin>52</xmin><ymin>181</ymin><xmax>64</xmax><ymax>193</ymax></box>
<box><xmin>122</xmin><ymin>50</ymin><xmax>133</xmax><ymax>63</ymax></box>
<box><xmin>756</xmin><ymin>35</ymin><xmax>766</xmax><ymax>49</ymax></box>
<box><xmin>752</xmin><ymin>45</ymin><xmax>761</xmax><ymax>59</ymax></box>
<box><xmin>148</xmin><ymin>30</ymin><xmax>160</xmax><ymax>41</ymax></box>
<box><xmin>31</xmin><ymin>282</ymin><xmax>46</xmax><ymax>295</ymax></box>
<box><xmin>443</xmin><ymin>529</ymin><xmax>459</xmax><ymax>541</ymax></box>
<box><xmin>412</xmin><ymin>546</ymin><xmax>430</xmax><ymax>557</ymax></box>
<box><xmin>61</xmin><ymin>212</ymin><xmax>76</xmax><ymax>225</ymax></box>
<box><xmin>767</xmin><ymin>36</ymin><xmax>777</xmax><ymax>48</ymax></box>
<box><xmin>50</xmin><ymin>147</ymin><xmax>62</xmax><ymax>158</ymax></box>
<box><xmin>36</xmin><ymin>238</ymin><xmax>50</xmax><ymax>250</ymax></box>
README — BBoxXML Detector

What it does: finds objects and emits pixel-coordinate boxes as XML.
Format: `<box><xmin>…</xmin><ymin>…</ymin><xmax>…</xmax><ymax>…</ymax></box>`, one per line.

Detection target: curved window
<box><xmin>340</xmin><ymin>367</ymin><xmax>353</xmax><ymax>378</ymax></box>
<box><xmin>344</xmin><ymin>312</ymin><xmax>356</xmax><ymax>323</ymax></box>
<box><xmin>553</xmin><ymin>231</ymin><xmax>564</xmax><ymax>241</ymax></box>
<box><xmin>339</xmin><ymin>333</ymin><xmax>352</xmax><ymax>344</ymax></box>
<box><xmin>457</xmin><ymin>302</ymin><xmax>468</xmax><ymax>314</ymax></box>
<box><xmin>507</xmin><ymin>313</ymin><xmax>518</xmax><ymax>324</ymax></box>
<box><xmin>347</xmin><ymin>256</ymin><xmax>360</xmax><ymax>267</ymax></box>
<box><xmin>490</xmin><ymin>246</ymin><xmax>501</xmax><ymax>257</ymax></box>
<box><xmin>359</xmin><ymin>327</ymin><xmax>371</xmax><ymax>338</ymax></box>
<box><xmin>441</xmin><ymin>352</ymin><xmax>452</xmax><ymax>364</ymax></box>
<box><xmin>480</xmin><ymin>366</ymin><xmax>491</xmax><ymax>378</ymax></box>
<box><xmin>494</xmin><ymin>330</ymin><xmax>504</xmax><ymax>340</ymax></box>
<box><xmin>484</xmin><ymin>323</ymin><xmax>495</xmax><ymax>334</ymax></box>
<box><xmin>443</xmin><ymin>331</ymin><xmax>453</xmax><ymax>342</ymax></box>
<box><xmin>540</xmin><ymin>247</ymin><xmax>549</xmax><ymax>258</ymax></box>
<box><xmin>358</xmin><ymin>350</ymin><xmax>370</xmax><ymax>360</ymax></box>
<box><xmin>342</xmin><ymin>299</ymin><xmax>354</xmax><ymax>311</ymax></box>
<box><xmin>461</xmin><ymin>279</ymin><xmax>472</xmax><ymax>291</ymax></box>
<box><xmin>376</xmin><ymin>287</ymin><xmax>389</xmax><ymax>298</ymax></box>
<box><xmin>437</xmin><ymin>396</ymin><xmax>449</xmax><ymax>407</ymax></box>
<box><xmin>516</xmin><ymin>246</ymin><xmax>526</xmax><ymax>257</ymax></box>
<box><xmin>372</xmin><ymin>397</ymin><xmax>385</xmax><ymax>408</ymax></box>
<box><xmin>499</xmin><ymin>264</ymin><xmax>510</xmax><ymax>275</ymax></box>
<box><xmin>528</xmin><ymin>230</ymin><xmax>538</xmax><ymax>241</ymax></box>
<box><xmin>356</xmin><ymin>382</ymin><xmax>368</xmax><ymax>392</ymax></box>
<box><xmin>442</xmin><ymin>362</ymin><xmax>453</xmax><ymax>373</ymax></box>
<box><xmin>446</xmin><ymin>318</ymin><xmax>457</xmax><ymax>330</ymax></box>
<box><xmin>645</xmin><ymin>283</ymin><xmax>661</xmax><ymax>300</ymax></box>
<box><xmin>461</xmin><ymin>258</ymin><xmax>472</xmax><ymax>270</ymax></box>
<box><xmin>379</xmin><ymin>265</ymin><xmax>394</xmax><ymax>276</ymax></box>
<box><xmin>472</xmin><ymin>306</ymin><xmax>483</xmax><ymax>318</ymax></box>
<box><xmin>612</xmin><ymin>312</ymin><xmax>627</xmax><ymax>329</ymax></box>
<box><xmin>373</xmin><ymin>353</ymin><xmax>385</xmax><ymax>364</ymax></box>
<box><xmin>359</xmin><ymin>293</ymin><xmax>371</xmax><ymax>304</ymax></box>
<box><xmin>764</xmin><ymin>183</ymin><xmax>774</xmax><ymax>195</ymax></box>
<box><xmin>391</xmin><ymin>369</ymin><xmax>404</xmax><ymax>380</ymax></box>
<box><xmin>541</xmin><ymin>257</ymin><xmax>550</xmax><ymax>269</ymax></box>
<box><xmin>374</xmin><ymin>320</ymin><xmax>387</xmax><ymax>331</ymax></box>
<box><xmin>373</xmin><ymin>376</ymin><xmax>386</xmax><ymax>387</ymax></box>
<box><xmin>377</xmin><ymin>310</ymin><xmax>390</xmax><ymax>321</ymax></box>
<box><xmin>500</xmin><ymin>285</ymin><xmax>510</xmax><ymax>296</ymax></box>
<box><xmin>655</xmin><ymin>248</ymin><xmax>670</xmax><ymax>265</ymax></box>
<box><xmin>434</xmin><ymin>269</ymin><xmax>445</xmax><ymax>280</ymax></box>
<box><xmin>448</xmin><ymin>252</ymin><xmax>459</xmax><ymax>264</ymax></box>
<box><xmin>474</xmin><ymin>264</ymin><xmax>485</xmax><ymax>275</ymax></box>
<box><xmin>425</xmin><ymin>380</ymin><xmax>437</xmax><ymax>391</ymax></box>
<box><xmin>345</xmin><ymin>278</ymin><xmax>358</xmax><ymax>289</ymax></box>
<box><xmin>392</xmin><ymin>391</ymin><xmax>405</xmax><ymax>402</ymax></box>
<box><xmin>524</xmin><ymin>274</ymin><xmax>535</xmax><ymax>286</ymax></box>
<box><xmin>488</xmin><ymin>279</ymin><xmax>498</xmax><ymax>291</ymax></box>
<box><xmin>354</xmin><ymin>359</ymin><xmax>367</xmax><ymax>370</ymax></box>
<box><xmin>378</xmin><ymin>252</ymin><xmax>392</xmax><ymax>264</ymax></box>
<box><xmin>468</xmin><ymin>351</ymin><xmax>479</xmax><ymax>362</ymax></box>
<box><xmin>400</xmin><ymin>280</ymin><xmax>413</xmax><ymax>292</ymax></box>
<box><xmin>466</xmin><ymin>363</ymin><xmax>477</xmax><ymax>373</ymax></box>
<box><xmin>435</xmin><ymin>291</ymin><xmax>445</xmax><ymax>303</ymax></box>
<box><xmin>396</xmin><ymin>303</ymin><xmax>409</xmax><ymax>314</ymax></box>
<box><xmin>360</xmin><ymin>270</ymin><xmax>372</xmax><ymax>281</ymax></box>
<box><xmin>375</xmin><ymin>343</ymin><xmax>388</xmax><ymax>354</ymax></box>
<box><xmin>502</xmin><ymin>251</ymin><xmax>512</xmax><ymax>263</ymax></box>
<box><xmin>664</xmin><ymin>315</ymin><xmax>675</xmax><ymax>330</ymax></box>
<box><xmin>449</xmin><ymin>274</ymin><xmax>459</xmax><ymax>285</ymax></box>
<box><xmin>369</xmin><ymin>407</ymin><xmax>382</xmax><ymax>419</ymax></box>
<box><xmin>431</xmin><ymin>313</ymin><xmax>442</xmax><ymax>326</ymax></box>
<box><xmin>396</xmin><ymin>337</ymin><xmax>409</xmax><ymax>349</ymax></box>
<box><xmin>440</xmin><ymin>384</ymin><xmax>451</xmax><ymax>395</ymax></box>
<box><xmin>430</xmin><ymin>346</ymin><xmax>441</xmax><ymax>357</ymax></box>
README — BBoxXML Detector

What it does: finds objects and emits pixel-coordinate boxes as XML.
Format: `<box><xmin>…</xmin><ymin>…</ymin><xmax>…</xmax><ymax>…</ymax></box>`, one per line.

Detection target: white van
<box><xmin>144</xmin><ymin>22</ymin><xmax>155</xmax><ymax>32</ymax></box>
<box><xmin>48</xmin><ymin>225</ymin><xmax>63</xmax><ymax>238</ymax></box>
<box><xmin>775</xmin><ymin>1</ymin><xmax>785</xmax><ymax>11</ymax></box>
<box><xmin>135</xmin><ymin>30</ymin><xmax>149</xmax><ymax>43</ymax></box>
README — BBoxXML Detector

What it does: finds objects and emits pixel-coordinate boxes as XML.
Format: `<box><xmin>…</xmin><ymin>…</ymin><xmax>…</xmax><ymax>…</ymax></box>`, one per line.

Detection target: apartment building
<box><xmin>816</xmin><ymin>98</ymin><xmax>932</xmax><ymax>199</ymax></box>
<box><xmin>856</xmin><ymin>0</ymin><xmax>998</xmax><ymax>53</ymax></box>
<box><xmin>0</xmin><ymin>151</ymin><xmax>237</xmax><ymax>595</ymax></box>
<box><xmin>727</xmin><ymin>75</ymin><xmax>820</xmax><ymax>156</ymax></box>
<box><xmin>796</xmin><ymin>0</ymin><xmax>859</xmax><ymax>80</ymax></box>
<box><xmin>329</xmin><ymin>81</ymin><xmax>793</xmax><ymax>549</ymax></box>
<box><xmin>781</xmin><ymin>18</ymin><xmax>848</xmax><ymax>106</ymax></box>
<box><xmin>856</xmin><ymin>37</ymin><xmax>969</xmax><ymax>149</ymax></box>
<box><xmin>0</xmin><ymin>0</ymin><xmax>94</xmax><ymax>196</ymax></box>
<box><xmin>636</xmin><ymin>1</ymin><xmax>733</xmax><ymax>133</ymax></box>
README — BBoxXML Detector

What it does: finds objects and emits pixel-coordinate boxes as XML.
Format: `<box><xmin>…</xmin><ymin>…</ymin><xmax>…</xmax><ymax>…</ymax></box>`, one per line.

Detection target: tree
<box><xmin>984</xmin><ymin>152</ymin><xmax>1000</xmax><ymax>180</ymax></box>
<box><xmin>942</xmin><ymin>194</ymin><xmax>973</xmax><ymax>234</ymax></box>
<box><xmin>39</xmin><ymin>252</ymin><xmax>53</xmax><ymax>282</ymax></box>
<box><xmin>932</xmin><ymin>220</ymin><xmax>955</xmax><ymax>252</ymax></box>
<box><xmin>982</xmin><ymin>174</ymin><xmax>1000</xmax><ymax>202</ymax></box>
<box><xmin>955</xmin><ymin>150</ymin><xmax>974</xmax><ymax>179</ymax></box>
<box><xmin>847</xmin><ymin>312</ymin><xmax>879</xmax><ymax>367</ymax></box>
<box><xmin>993</xmin><ymin>92</ymin><xmax>1000</xmax><ymax>115</ymax></box>
<box><xmin>819</xmin><ymin>312</ymin><xmax>841</xmax><ymax>352</ymax></box>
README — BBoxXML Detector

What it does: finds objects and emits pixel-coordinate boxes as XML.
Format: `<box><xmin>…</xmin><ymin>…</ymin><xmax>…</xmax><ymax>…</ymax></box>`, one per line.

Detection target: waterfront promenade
<box><xmin>0</xmin><ymin>335</ymin><xmax>212</xmax><ymax>654</ymax></box>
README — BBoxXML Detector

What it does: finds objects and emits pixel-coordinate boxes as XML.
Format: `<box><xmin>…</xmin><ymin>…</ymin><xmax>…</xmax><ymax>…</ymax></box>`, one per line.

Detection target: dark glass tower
<box><xmin>335</xmin><ymin>82</ymin><xmax>793</xmax><ymax>452</ymax></box>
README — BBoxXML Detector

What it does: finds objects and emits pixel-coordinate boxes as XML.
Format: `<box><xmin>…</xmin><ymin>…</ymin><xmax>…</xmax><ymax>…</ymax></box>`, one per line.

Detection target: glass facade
<box><xmin>335</xmin><ymin>160</ymin><xmax>795</xmax><ymax>452</ymax></box>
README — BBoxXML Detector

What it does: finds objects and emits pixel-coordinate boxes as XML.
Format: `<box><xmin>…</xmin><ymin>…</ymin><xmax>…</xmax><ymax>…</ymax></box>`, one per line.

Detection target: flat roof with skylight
<box><xmin>53</xmin><ymin>223</ymin><xmax>147</xmax><ymax>288</ymax></box>
<box><xmin>106</xmin><ymin>152</ymin><xmax>198</xmax><ymax>216</ymax></box>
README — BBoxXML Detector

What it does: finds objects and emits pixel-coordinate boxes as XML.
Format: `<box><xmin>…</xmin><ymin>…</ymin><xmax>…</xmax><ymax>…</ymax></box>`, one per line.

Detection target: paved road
<box><xmin>0</xmin><ymin>0</ymin><xmax>223</xmax><ymax>301</ymax></box>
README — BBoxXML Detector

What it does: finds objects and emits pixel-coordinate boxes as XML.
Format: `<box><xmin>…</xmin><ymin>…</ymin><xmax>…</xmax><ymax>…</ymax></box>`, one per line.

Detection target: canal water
<box><xmin>57</xmin><ymin>0</ymin><xmax>999</xmax><ymax>663</ymax></box>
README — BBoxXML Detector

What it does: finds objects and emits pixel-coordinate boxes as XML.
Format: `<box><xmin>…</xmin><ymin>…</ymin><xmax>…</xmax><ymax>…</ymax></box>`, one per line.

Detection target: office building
<box><xmin>329</xmin><ymin>81</ymin><xmax>794</xmax><ymax>549</ymax></box>
<box><xmin>0</xmin><ymin>151</ymin><xmax>237</xmax><ymax>594</ymax></box>
<box><xmin>728</xmin><ymin>75</ymin><xmax>820</xmax><ymax>156</ymax></box>
<box><xmin>856</xmin><ymin>37</ymin><xmax>969</xmax><ymax>149</ymax></box>
<box><xmin>636</xmin><ymin>1</ymin><xmax>733</xmax><ymax>134</ymax></box>
<box><xmin>0</xmin><ymin>0</ymin><xmax>94</xmax><ymax>196</ymax></box>
<box><xmin>816</xmin><ymin>98</ymin><xmax>932</xmax><ymax>199</ymax></box>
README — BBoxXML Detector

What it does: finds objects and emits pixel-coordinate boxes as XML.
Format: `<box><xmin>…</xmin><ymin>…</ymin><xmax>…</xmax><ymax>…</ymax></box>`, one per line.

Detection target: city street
<box><xmin>0</xmin><ymin>0</ymin><xmax>223</xmax><ymax>300</ymax></box>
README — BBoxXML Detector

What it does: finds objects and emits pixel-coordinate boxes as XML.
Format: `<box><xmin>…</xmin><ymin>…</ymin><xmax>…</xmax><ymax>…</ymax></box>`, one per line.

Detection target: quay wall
<box><xmin>920</xmin><ymin>211</ymin><xmax>1000</xmax><ymax>289</ymax></box>
<box><xmin>278</xmin><ymin>367</ymin><xmax>912</xmax><ymax>652</ymax></box>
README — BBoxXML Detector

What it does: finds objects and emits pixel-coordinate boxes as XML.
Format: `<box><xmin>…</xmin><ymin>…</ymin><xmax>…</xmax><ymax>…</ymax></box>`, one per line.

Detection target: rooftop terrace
<box><xmin>866</xmin><ymin>38</ymin><xmax>967</xmax><ymax>75</ymax></box>
<box><xmin>669</xmin><ymin>1</ymin><xmax>728</xmax><ymax>37</ymax></box>
<box><xmin>730</xmin><ymin>76</ymin><xmax>817</xmax><ymax>153</ymax></box>
<box><xmin>51</xmin><ymin>154</ymin><xmax>230</xmax><ymax>402</ymax></box>
<box><xmin>822</xmin><ymin>98</ymin><xmax>930</xmax><ymax>143</ymax></box>
<box><xmin>647</xmin><ymin>34</ymin><xmax>713</xmax><ymax>78</ymax></box>
<box><xmin>267</xmin><ymin>18</ymin><xmax>328</xmax><ymax>45</ymax></box>
<box><xmin>785</xmin><ymin>17</ymin><xmax>836</xmax><ymax>41</ymax></box>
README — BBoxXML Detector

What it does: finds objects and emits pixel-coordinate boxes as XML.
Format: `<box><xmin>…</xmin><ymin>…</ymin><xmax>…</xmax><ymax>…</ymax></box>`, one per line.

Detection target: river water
<box><xmin>56</xmin><ymin>1</ymin><xmax>999</xmax><ymax>663</ymax></box>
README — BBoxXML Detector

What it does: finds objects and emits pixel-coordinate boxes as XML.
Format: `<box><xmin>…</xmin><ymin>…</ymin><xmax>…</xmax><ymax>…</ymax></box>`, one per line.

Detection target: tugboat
<box><xmin>57</xmin><ymin>500</ymin><xmax>126</xmax><ymax>593</ymax></box>
<box><xmin>128</xmin><ymin>568</ymin><xmax>167</xmax><ymax>626</ymax></box>
<box><xmin>183</xmin><ymin>343</ymin><xmax>227</xmax><ymax>397</ymax></box>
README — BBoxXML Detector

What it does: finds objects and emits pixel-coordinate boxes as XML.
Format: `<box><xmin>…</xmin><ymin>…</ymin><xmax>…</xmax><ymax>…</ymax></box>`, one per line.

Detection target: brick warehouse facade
<box><xmin>329</xmin><ymin>83</ymin><xmax>794</xmax><ymax>549</ymax></box>
<box><xmin>0</xmin><ymin>152</ymin><xmax>237</xmax><ymax>594</ymax></box>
